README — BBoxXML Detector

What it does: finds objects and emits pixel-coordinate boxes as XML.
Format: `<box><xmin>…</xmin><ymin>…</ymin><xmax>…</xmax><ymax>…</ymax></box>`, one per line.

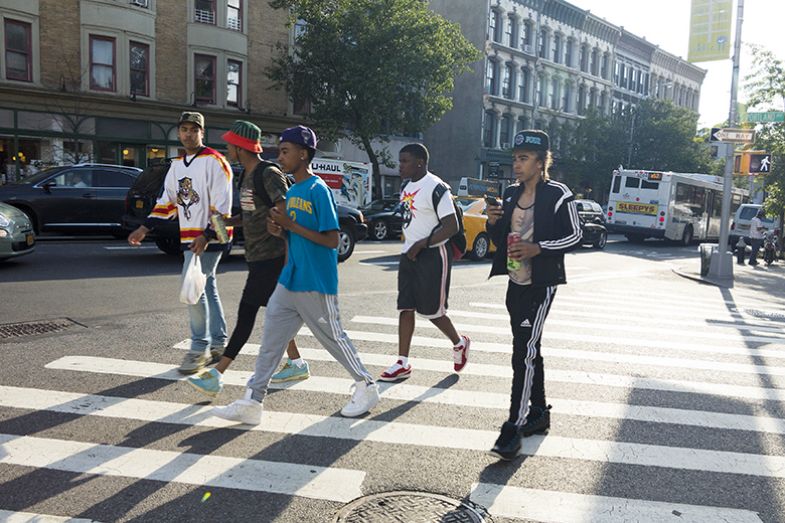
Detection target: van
<box><xmin>730</xmin><ymin>204</ymin><xmax>780</xmax><ymax>245</ymax></box>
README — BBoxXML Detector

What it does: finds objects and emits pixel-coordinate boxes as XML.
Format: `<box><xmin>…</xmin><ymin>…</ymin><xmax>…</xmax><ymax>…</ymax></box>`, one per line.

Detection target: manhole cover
<box><xmin>334</xmin><ymin>491</ymin><xmax>489</xmax><ymax>522</ymax></box>
<box><xmin>0</xmin><ymin>318</ymin><xmax>80</xmax><ymax>339</ymax></box>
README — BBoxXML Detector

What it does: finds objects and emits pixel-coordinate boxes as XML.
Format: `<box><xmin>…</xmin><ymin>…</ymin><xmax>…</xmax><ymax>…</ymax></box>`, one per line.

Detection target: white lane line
<box><xmin>103</xmin><ymin>245</ymin><xmax>157</xmax><ymax>251</ymax></box>
<box><xmin>443</xmin><ymin>309</ymin><xmax>785</xmax><ymax>344</ymax></box>
<box><xmin>0</xmin><ymin>510</ymin><xmax>101</xmax><ymax>523</ymax></box>
<box><xmin>358</xmin><ymin>261</ymin><xmax>399</xmax><ymax>266</ymax></box>
<box><xmin>563</xmin><ymin>289</ymin><xmax>785</xmax><ymax>313</ymax></box>
<box><xmin>0</xmin><ymin>433</ymin><xmax>363</xmax><ymax>503</ymax></box>
<box><xmin>351</xmin><ymin>311</ymin><xmax>785</xmax><ymax>348</ymax></box>
<box><xmin>349</xmin><ymin>316</ymin><xmax>785</xmax><ymax>360</ymax></box>
<box><xmin>470</xmin><ymin>483</ymin><xmax>763</xmax><ymax>523</ymax></box>
<box><xmin>8</xmin><ymin>384</ymin><xmax>785</xmax><ymax>481</ymax></box>
<box><xmin>352</xmin><ymin>250</ymin><xmax>390</xmax><ymax>255</ymax></box>
<box><xmin>570</xmin><ymin>270</ymin><xmax>655</xmax><ymax>284</ymax></box>
<box><xmin>49</xmin><ymin>355</ymin><xmax>785</xmax><ymax>433</ymax></box>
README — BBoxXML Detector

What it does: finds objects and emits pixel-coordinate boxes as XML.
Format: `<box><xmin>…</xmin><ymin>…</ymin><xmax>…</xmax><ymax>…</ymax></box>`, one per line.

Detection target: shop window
<box><xmin>195</xmin><ymin>0</ymin><xmax>216</xmax><ymax>24</ymax></box>
<box><xmin>194</xmin><ymin>54</ymin><xmax>216</xmax><ymax>104</ymax></box>
<box><xmin>227</xmin><ymin>0</ymin><xmax>242</xmax><ymax>31</ymax></box>
<box><xmin>4</xmin><ymin>19</ymin><xmax>32</xmax><ymax>82</ymax></box>
<box><xmin>90</xmin><ymin>35</ymin><xmax>116</xmax><ymax>92</ymax></box>
<box><xmin>227</xmin><ymin>59</ymin><xmax>241</xmax><ymax>107</ymax></box>
<box><xmin>129</xmin><ymin>42</ymin><xmax>149</xmax><ymax>97</ymax></box>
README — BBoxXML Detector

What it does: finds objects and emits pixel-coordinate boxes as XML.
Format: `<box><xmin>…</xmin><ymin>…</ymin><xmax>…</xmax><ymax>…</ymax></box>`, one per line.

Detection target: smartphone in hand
<box><xmin>484</xmin><ymin>195</ymin><xmax>500</xmax><ymax>207</ymax></box>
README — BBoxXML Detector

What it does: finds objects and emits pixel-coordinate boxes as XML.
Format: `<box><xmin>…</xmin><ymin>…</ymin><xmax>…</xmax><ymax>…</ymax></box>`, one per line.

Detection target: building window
<box><xmin>580</xmin><ymin>45</ymin><xmax>588</xmax><ymax>72</ymax></box>
<box><xmin>89</xmin><ymin>35</ymin><xmax>115</xmax><ymax>92</ymax></box>
<box><xmin>537</xmin><ymin>75</ymin><xmax>546</xmax><ymax>107</ymax></box>
<box><xmin>519</xmin><ymin>67</ymin><xmax>530</xmax><ymax>103</ymax></box>
<box><xmin>129</xmin><ymin>41</ymin><xmax>149</xmax><ymax>97</ymax></box>
<box><xmin>485</xmin><ymin>59</ymin><xmax>498</xmax><ymax>96</ymax></box>
<box><xmin>551</xmin><ymin>78</ymin><xmax>559</xmax><ymax>110</ymax></box>
<box><xmin>506</xmin><ymin>16</ymin><xmax>517</xmax><ymax>48</ymax></box>
<box><xmin>502</xmin><ymin>63</ymin><xmax>513</xmax><ymax>98</ymax></box>
<box><xmin>227</xmin><ymin>59</ymin><xmax>241</xmax><ymax>107</ymax></box>
<box><xmin>500</xmin><ymin>114</ymin><xmax>512</xmax><ymax>147</ymax></box>
<box><xmin>538</xmin><ymin>29</ymin><xmax>548</xmax><ymax>59</ymax></box>
<box><xmin>601</xmin><ymin>53</ymin><xmax>609</xmax><ymax>79</ymax></box>
<box><xmin>552</xmin><ymin>34</ymin><xmax>561</xmax><ymax>63</ymax></box>
<box><xmin>4</xmin><ymin>19</ymin><xmax>31</xmax><ymax>82</ymax></box>
<box><xmin>489</xmin><ymin>10</ymin><xmax>502</xmax><ymax>43</ymax></box>
<box><xmin>517</xmin><ymin>116</ymin><xmax>529</xmax><ymax>133</ymax></box>
<box><xmin>565</xmin><ymin>38</ymin><xmax>573</xmax><ymax>67</ymax></box>
<box><xmin>483</xmin><ymin>110</ymin><xmax>495</xmax><ymax>148</ymax></box>
<box><xmin>195</xmin><ymin>0</ymin><xmax>216</xmax><ymax>24</ymax></box>
<box><xmin>590</xmin><ymin>48</ymin><xmax>599</xmax><ymax>76</ymax></box>
<box><xmin>577</xmin><ymin>84</ymin><xmax>586</xmax><ymax>116</ymax></box>
<box><xmin>227</xmin><ymin>0</ymin><xmax>242</xmax><ymax>31</ymax></box>
<box><xmin>600</xmin><ymin>91</ymin><xmax>607</xmax><ymax>113</ymax></box>
<box><xmin>563</xmin><ymin>83</ymin><xmax>572</xmax><ymax>113</ymax></box>
<box><xmin>522</xmin><ymin>20</ymin><xmax>533</xmax><ymax>48</ymax></box>
<box><xmin>194</xmin><ymin>54</ymin><xmax>216</xmax><ymax>104</ymax></box>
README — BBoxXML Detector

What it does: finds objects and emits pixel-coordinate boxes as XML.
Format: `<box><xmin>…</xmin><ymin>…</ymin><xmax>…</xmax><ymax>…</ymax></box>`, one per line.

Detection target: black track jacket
<box><xmin>486</xmin><ymin>179</ymin><xmax>582</xmax><ymax>286</ymax></box>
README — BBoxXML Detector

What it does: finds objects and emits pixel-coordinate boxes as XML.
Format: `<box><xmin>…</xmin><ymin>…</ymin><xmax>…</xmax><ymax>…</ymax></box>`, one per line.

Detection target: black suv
<box><xmin>0</xmin><ymin>163</ymin><xmax>141</xmax><ymax>235</ymax></box>
<box><xmin>122</xmin><ymin>159</ymin><xmax>367</xmax><ymax>262</ymax></box>
<box><xmin>575</xmin><ymin>199</ymin><xmax>607</xmax><ymax>249</ymax></box>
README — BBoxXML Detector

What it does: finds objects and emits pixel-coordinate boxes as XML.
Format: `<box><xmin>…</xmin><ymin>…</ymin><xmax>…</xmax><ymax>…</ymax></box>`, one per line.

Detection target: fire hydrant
<box><xmin>735</xmin><ymin>237</ymin><xmax>746</xmax><ymax>265</ymax></box>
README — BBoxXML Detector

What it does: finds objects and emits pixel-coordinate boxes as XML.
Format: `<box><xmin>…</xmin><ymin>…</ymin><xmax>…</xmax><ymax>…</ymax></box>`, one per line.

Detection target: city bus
<box><xmin>606</xmin><ymin>169</ymin><xmax>747</xmax><ymax>245</ymax></box>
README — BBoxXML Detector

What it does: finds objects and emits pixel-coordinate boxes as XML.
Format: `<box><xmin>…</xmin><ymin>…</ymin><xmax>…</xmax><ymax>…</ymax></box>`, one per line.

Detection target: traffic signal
<box><xmin>734</xmin><ymin>151</ymin><xmax>771</xmax><ymax>175</ymax></box>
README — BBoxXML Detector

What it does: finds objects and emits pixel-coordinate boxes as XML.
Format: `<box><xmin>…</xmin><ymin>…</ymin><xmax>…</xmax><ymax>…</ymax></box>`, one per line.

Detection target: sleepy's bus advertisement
<box><xmin>311</xmin><ymin>158</ymin><xmax>372</xmax><ymax>209</ymax></box>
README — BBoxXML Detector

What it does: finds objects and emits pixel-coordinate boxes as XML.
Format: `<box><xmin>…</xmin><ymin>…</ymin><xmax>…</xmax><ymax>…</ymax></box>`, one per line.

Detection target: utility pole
<box><xmin>708</xmin><ymin>0</ymin><xmax>744</xmax><ymax>283</ymax></box>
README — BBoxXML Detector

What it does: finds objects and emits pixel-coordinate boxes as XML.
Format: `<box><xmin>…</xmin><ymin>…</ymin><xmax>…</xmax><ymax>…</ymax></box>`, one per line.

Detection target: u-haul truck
<box><xmin>311</xmin><ymin>158</ymin><xmax>372</xmax><ymax>209</ymax></box>
<box><xmin>606</xmin><ymin>169</ymin><xmax>747</xmax><ymax>245</ymax></box>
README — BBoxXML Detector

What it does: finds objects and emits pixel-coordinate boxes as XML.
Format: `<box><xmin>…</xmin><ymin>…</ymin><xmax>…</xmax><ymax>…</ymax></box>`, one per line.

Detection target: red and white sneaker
<box><xmin>379</xmin><ymin>359</ymin><xmax>412</xmax><ymax>382</ymax></box>
<box><xmin>453</xmin><ymin>335</ymin><xmax>470</xmax><ymax>373</ymax></box>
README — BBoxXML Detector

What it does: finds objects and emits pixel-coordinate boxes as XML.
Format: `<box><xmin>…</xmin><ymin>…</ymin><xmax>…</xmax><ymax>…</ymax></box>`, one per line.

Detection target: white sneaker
<box><xmin>341</xmin><ymin>381</ymin><xmax>380</xmax><ymax>417</ymax></box>
<box><xmin>212</xmin><ymin>397</ymin><xmax>262</xmax><ymax>425</ymax></box>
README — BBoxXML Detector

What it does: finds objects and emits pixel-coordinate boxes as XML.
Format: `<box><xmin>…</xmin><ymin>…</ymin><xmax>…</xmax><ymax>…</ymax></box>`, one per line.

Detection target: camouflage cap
<box><xmin>178</xmin><ymin>111</ymin><xmax>205</xmax><ymax>129</ymax></box>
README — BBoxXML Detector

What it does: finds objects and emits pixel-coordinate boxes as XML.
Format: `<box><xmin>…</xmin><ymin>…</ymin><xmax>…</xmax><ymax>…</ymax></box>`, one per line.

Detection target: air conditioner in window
<box><xmin>130</xmin><ymin>0</ymin><xmax>149</xmax><ymax>8</ymax></box>
<box><xmin>523</xmin><ymin>44</ymin><xmax>534</xmax><ymax>55</ymax></box>
<box><xmin>501</xmin><ymin>142</ymin><xmax>511</xmax><ymax>149</ymax></box>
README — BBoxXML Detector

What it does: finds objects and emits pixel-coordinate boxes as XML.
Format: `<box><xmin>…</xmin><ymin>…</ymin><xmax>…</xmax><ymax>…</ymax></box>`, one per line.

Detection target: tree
<box><xmin>267</xmin><ymin>0</ymin><xmax>481</xmax><ymax>197</ymax></box>
<box><xmin>744</xmin><ymin>45</ymin><xmax>785</xmax><ymax>219</ymax></box>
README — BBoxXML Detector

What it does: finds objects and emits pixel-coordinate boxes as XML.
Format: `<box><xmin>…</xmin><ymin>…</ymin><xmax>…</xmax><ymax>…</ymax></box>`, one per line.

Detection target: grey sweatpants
<box><xmin>246</xmin><ymin>284</ymin><xmax>374</xmax><ymax>403</ymax></box>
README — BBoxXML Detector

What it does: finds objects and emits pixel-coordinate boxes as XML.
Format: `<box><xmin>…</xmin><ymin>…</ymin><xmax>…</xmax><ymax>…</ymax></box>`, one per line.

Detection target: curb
<box><xmin>671</xmin><ymin>266</ymin><xmax>733</xmax><ymax>288</ymax></box>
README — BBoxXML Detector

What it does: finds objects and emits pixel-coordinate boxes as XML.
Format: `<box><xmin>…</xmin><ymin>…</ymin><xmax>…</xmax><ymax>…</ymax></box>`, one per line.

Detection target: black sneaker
<box><xmin>488</xmin><ymin>421</ymin><xmax>521</xmax><ymax>461</ymax></box>
<box><xmin>520</xmin><ymin>405</ymin><xmax>551</xmax><ymax>437</ymax></box>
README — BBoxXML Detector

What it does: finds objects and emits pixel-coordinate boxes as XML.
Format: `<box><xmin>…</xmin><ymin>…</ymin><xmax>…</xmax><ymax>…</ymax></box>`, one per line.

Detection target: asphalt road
<box><xmin>1</xmin><ymin>235</ymin><xmax>785</xmax><ymax>522</ymax></box>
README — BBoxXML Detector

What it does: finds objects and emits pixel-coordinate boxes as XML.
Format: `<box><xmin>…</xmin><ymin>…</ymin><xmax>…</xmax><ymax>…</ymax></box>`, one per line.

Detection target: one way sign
<box><xmin>711</xmin><ymin>127</ymin><xmax>755</xmax><ymax>143</ymax></box>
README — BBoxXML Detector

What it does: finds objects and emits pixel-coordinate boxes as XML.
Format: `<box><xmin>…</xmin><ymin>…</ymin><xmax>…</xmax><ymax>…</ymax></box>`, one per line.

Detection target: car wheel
<box><xmin>155</xmin><ymin>238</ymin><xmax>182</xmax><ymax>256</ymax></box>
<box><xmin>680</xmin><ymin>226</ymin><xmax>693</xmax><ymax>246</ymax></box>
<box><xmin>337</xmin><ymin>225</ymin><xmax>355</xmax><ymax>262</ymax></box>
<box><xmin>470</xmin><ymin>233</ymin><xmax>489</xmax><ymax>261</ymax></box>
<box><xmin>371</xmin><ymin>221</ymin><xmax>388</xmax><ymax>241</ymax></box>
<box><xmin>593</xmin><ymin>230</ymin><xmax>607</xmax><ymax>250</ymax></box>
<box><xmin>14</xmin><ymin>206</ymin><xmax>38</xmax><ymax>234</ymax></box>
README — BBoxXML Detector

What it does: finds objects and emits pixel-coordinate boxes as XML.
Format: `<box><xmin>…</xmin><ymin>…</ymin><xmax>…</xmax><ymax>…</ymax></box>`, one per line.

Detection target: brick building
<box><xmin>0</xmin><ymin>0</ymin><xmax>294</xmax><ymax>179</ymax></box>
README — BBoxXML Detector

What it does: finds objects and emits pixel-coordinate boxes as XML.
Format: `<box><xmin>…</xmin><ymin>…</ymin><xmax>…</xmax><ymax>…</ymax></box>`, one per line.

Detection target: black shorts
<box><xmin>240</xmin><ymin>256</ymin><xmax>286</xmax><ymax>308</ymax></box>
<box><xmin>397</xmin><ymin>243</ymin><xmax>452</xmax><ymax>319</ymax></box>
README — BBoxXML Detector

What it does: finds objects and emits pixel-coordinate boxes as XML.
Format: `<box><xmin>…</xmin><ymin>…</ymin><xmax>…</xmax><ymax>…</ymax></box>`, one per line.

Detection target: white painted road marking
<box><xmin>0</xmin><ymin>510</ymin><xmax>101</xmax><ymax>523</ymax></box>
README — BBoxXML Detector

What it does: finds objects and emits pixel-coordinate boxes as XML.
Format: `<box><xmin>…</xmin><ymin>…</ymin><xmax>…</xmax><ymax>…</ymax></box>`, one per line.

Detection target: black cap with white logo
<box><xmin>512</xmin><ymin>130</ymin><xmax>549</xmax><ymax>151</ymax></box>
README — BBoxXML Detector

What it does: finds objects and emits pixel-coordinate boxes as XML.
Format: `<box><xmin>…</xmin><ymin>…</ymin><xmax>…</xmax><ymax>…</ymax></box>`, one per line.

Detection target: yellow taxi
<box><xmin>456</xmin><ymin>196</ymin><xmax>497</xmax><ymax>260</ymax></box>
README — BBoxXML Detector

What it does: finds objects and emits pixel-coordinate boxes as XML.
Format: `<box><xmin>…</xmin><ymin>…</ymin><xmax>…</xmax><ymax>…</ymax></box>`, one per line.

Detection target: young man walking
<box><xmin>187</xmin><ymin>120</ymin><xmax>309</xmax><ymax>398</ymax></box>
<box><xmin>379</xmin><ymin>143</ymin><xmax>470</xmax><ymax>382</ymax></box>
<box><xmin>485</xmin><ymin>130</ymin><xmax>582</xmax><ymax>460</ymax></box>
<box><xmin>128</xmin><ymin>112</ymin><xmax>232</xmax><ymax>375</ymax></box>
<box><xmin>211</xmin><ymin>126</ymin><xmax>379</xmax><ymax>424</ymax></box>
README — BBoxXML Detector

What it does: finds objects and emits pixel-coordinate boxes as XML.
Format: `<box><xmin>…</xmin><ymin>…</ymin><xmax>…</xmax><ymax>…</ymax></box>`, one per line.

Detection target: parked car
<box><xmin>0</xmin><ymin>163</ymin><xmax>142</xmax><ymax>235</ymax></box>
<box><xmin>0</xmin><ymin>201</ymin><xmax>35</xmax><ymax>260</ymax></box>
<box><xmin>456</xmin><ymin>197</ymin><xmax>497</xmax><ymax>261</ymax></box>
<box><xmin>362</xmin><ymin>198</ymin><xmax>403</xmax><ymax>241</ymax></box>
<box><xmin>576</xmin><ymin>199</ymin><xmax>607</xmax><ymax>249</ymax></box>
<box><xmin>122</xmin><ymin>159</ymin><xmax>367</xmax><ymax>262</ymax></box>
<box><xmin>730</xmin><ymin>203</ymin><xmax>780</xmax><ymax>246</ymax></box>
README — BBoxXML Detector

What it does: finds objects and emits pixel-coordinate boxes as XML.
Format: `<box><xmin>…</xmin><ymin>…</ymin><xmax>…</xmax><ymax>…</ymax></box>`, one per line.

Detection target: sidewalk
<box><xmin>673</xmin><ymin>256</ymin><xmax>785</xmax><ymax>292</ymax></box>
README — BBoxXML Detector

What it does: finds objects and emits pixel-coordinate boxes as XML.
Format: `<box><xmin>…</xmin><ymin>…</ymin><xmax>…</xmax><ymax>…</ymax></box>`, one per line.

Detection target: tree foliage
<box><xmin>744</xmin><ymin>45</ymin><xmax>785</xmax><ymax>218</ymax></box>
<box><xmin>560</xmin><ymin>100</ymin><xmax>717</xmax><ymax>203</ymax></box>
<box><xmin>267</xmin><ymin>0</ymin><xmax>481</xmax><ymax>196</ymax></box>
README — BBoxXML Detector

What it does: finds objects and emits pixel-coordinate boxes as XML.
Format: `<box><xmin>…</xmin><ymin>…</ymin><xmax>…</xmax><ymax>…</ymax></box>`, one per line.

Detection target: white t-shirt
<box><xmin>750</xmin><ymin>216</ymin><xmax>764</xmax><ymax>240</ymax></box>
<box><xmin>399</xmin><ymin>172</ymin><xmax>455</xmax><ymax>253</ymax></box>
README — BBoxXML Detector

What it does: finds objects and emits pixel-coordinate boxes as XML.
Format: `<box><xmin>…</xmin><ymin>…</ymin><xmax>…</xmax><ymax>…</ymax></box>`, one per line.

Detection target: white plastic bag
<box><xmin>180</xmin><ymin>255</ymin><xmax>207</xmax><ymax>305</ymax></box>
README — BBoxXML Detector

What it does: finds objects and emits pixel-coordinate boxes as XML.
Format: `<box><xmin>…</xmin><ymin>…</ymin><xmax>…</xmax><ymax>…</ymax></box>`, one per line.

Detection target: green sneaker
<box><xmin>179</xmin><ymin>351</ymin><xmax>208</xmax><ymax>375</ymax></box>
<box><xmin>271</xmin><ymin>359</ymin><xmax>310</xmax><ymax>383</ymax></box>
<box><xmin>187</xmin><ymin>368</ymin><xmax>224</xmax><ymax>398</ymax></box>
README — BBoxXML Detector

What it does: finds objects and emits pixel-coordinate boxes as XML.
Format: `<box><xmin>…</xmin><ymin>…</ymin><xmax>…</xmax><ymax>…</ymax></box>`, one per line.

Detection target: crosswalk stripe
<box><xmin>352</xmin><ymin>313</ymin><xmax>785</xmax><ymax>347</ymax></box>
<box><xmin>0</xmin><ymin>433</ymin><xmax>363</xmax><ymax>503</ymax></box>
<box><xmin>564</xmin><ymin>288</ymin><xmax>778</xmax><ymax>311</ymax></box>
<box><xmin>6</xmin><ymin>384</ymin><xmax>785</xmax><ymax>481</ymax></box>
<box><xmin>469</xmin><ymin>483</ymin><xmax>763</xmax><ymax>523</ymax></box>
<box><xmin>0</xmin><ymin>510</ymin><xmax>101</xmax><ymax>523</ymax></box>
<box><xmin>50</xmin><ymin>353</ymin><xmax>785</xmax><ymax>436</ymax></box>
<box><xmin>349</xmin><ymin>316</ymin><xmax>785</xmax><ymax>360</ymax></box>
<box><xmin>473</xmin><ymin>301</ymin><xmax>785</xmax><ymax>335</ymax></box>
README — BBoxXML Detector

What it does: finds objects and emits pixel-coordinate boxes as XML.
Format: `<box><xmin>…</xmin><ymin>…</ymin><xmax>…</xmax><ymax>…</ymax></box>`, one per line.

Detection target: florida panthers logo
<box><xmin>399</xmin><ymin>188</ymin><xmax>420</xmax><ymax>229</ymax></box>
<box><xmin>177</xmin><ymin>177</ymin><xmax>200</xmax><ymax>220</ymax></box>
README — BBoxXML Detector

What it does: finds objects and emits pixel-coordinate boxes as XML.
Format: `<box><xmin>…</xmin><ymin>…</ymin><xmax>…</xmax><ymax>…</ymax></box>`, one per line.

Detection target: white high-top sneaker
<box><xmin>340</xmin><ymin>381</ymin><xmax>380</xmax><ymax>417</ymax></box>
<box><xmin>212</xmin><ymin>388</ymin><xmax>262</xmax><ymax>425</ymax></box>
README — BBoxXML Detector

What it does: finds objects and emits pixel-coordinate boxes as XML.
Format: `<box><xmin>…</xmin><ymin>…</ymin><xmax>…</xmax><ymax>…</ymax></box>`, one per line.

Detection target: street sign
<box><xmin>710</xmin><ymin>127</ymin><xmax>755</xmax><ymax>143</ymax></box>
<box><xmin>747</xmin><ymin>111</ymin><xmax>785</xmax><ymax>123</ymax></box>
<box><xmin>749</xmin><ymin>153</ymin><xmax>771</xmax><ymax>174</ymax></box>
